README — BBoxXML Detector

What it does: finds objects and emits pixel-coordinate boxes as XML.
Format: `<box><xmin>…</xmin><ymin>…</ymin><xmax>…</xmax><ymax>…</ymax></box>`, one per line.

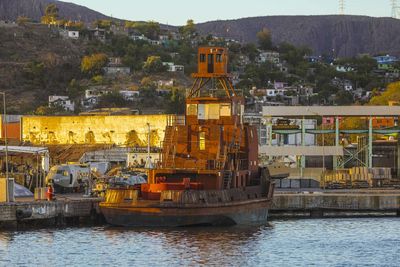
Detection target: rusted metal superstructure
<box><xmin>151</xmin><ymin>47</ymin><xmax>259</xmax><ymax>190</ymax></box>
<box><xmin>100</xmin><ymin>47</ymin><xmax>275</xmax><ymax>227</ymax></box>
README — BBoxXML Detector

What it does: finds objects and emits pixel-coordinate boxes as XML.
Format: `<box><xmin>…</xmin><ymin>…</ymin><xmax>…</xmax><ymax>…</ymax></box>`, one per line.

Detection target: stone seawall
<box><xmin>1</xmin><ymin>192</ymin><xmax>399</xmax><ymax>229</ymax></box>
<box><xmin>0</xmin><ymin>197</ymin><xmax>101</xmax><ymax>228</ymax></box>
<box><xmin>271</xmin><ymin>193</ymin><xmax>400</xmax><ymax>218</ymax></box>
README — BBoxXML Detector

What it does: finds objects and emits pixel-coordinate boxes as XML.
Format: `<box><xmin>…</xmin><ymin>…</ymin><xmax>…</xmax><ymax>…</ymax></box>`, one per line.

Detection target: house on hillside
<box><xmin>130</xmin><ymin>34</ymin><xmax>148</xmax><ymax>41</ymax></box>
<box><xmin>60</xmin><ymin>29</ymin><xmax>80</xmax><ymax>39</ymax></box>
<box><xmin>157</xmin><ymin>79</ymin><xmax>175</xmax><ymax>87</ymax></box>
<box><xmin>304</xmin><ymin>55</ymin><xmax>321</xmax><ymax>63</ymax></box>
<box><xmin>89</xmin><ymin>28</ymin><xmax>107</xmax><ymax>42</ymax></box>
<box><xmin>120</xmin><ymin>90</ymin><xmax>140</xmax><ymax>101</ymax></box>
<box><xmin>81</xmin><ymin>88</ymin><xmax>112</xmax><ymax>110</ymax></box>
<box><xmin>374</xmin><ymin>55</ymin><xmax>399</xmax><ymax>65</ymax></box>
<box><xmin>257</xmin><ymin>51</ymin><xmax>280</xmax><ymax>64</ymax></box>
<box><xmin>49</xmin><ymin>96</ymin><xmax>75</xmax><ymax>112</ymax></box>
<box><xmin>85</xmin><ymin>88</ymin><xmax>112</xmax><ymax>99</ymax></box>
<box><xmin>81</xmin><ymin>97</ymin><xmax>99</xmax><ymax>110</ymax></box>
<box><xmin>163</xmin><ymin>62</ymin><xmax>184</xmax><ymax>72</ymax></box>
<box><xmin>336</xmin><ymin>65</ymin><xmax>355</xmax><ymax>73</ymax></box>
<box><xmin>103</xmin><ymin>57</ymin><xmax>131</xmax><ymax>75</ymax></box>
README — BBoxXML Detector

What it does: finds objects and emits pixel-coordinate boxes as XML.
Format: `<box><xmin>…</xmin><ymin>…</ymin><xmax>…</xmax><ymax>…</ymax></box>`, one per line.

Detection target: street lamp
<box><xmin>146</xmin><ymin>123</ymin><xmax>151</xmax><ymax>169</ymax></box>
<box><xmin>0</xmin><ymin>92</ymin><xmax>10</xmax><ymax>202</ymax></box>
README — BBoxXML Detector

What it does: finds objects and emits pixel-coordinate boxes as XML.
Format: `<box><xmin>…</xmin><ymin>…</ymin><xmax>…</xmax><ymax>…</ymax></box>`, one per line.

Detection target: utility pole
<box><xmin>339</xmin><ymin>0</ymin><xmax>345</xmax><ymax>15</ymax></box>
<box><xmin>0</xmin><ymin>92</ymin><xmax>9</xmax><ymax>202</ymax></box>
<box><xmin>147</xmin><ymin>123</ymin><xmax>151</xmax><ymax>169</ymax></box>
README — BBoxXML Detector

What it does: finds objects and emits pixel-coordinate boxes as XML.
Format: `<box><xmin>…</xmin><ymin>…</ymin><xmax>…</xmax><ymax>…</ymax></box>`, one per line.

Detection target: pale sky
<box><xmin>64</xmin><ymin>0</ymin><xmax>394</xmax><ymax>25</ymax></box>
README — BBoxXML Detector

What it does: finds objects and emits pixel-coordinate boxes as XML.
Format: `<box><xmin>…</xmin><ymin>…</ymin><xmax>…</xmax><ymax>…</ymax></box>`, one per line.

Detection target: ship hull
<box><xmin>100</xmin><ymin>199</ymin><xmax>271</xmax><ymax>227</ymax></box>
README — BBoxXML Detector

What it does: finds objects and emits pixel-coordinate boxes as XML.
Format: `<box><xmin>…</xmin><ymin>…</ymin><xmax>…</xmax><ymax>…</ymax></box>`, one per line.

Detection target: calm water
<box><xmin>0</xmin><ymin>218</ymin><xmax>399</xmax><ymax>267</ymax></box>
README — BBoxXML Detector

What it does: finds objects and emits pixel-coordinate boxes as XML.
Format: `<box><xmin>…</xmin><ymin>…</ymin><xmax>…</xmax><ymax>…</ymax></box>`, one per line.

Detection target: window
<box><xmin>200</xmin><ymin>54</ymin><xmax>206</xmax><ymax>62</ymax></box>
<box><xmin>208</xmin><ymin>104</ymin><xmax>220</xmax><ymax>119</ymax></box>
<box><xmin>199</xmin><ymin>132</ymin><xmax>206</xmax><ymax>150</ymax></box>
<box><xmin>220</xmin><ymin>103</ymin><xmax>231</xmax><ymax>117</ymax></box>
<box><xmin>198</xmin><ymin>104</ymin><xmax>206</xmax><ymax>120</ymax></box>
<box><xmin>216</xmin><ymin>54</ymin><xmax>223</xmax><ymax>63</ymax></box>
<box><xmin>208</xmin><ymin>54</ymin><xmax>213</xmax><ymax>63</ymax></box>
<box><xmin>187</xmin><ymin>104</ymin><xmax>197</xmax><ymax>116</ymax></box>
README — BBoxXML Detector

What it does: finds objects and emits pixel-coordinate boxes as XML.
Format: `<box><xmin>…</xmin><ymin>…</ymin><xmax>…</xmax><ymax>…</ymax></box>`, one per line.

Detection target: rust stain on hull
<box><xmin>100</xmin><ymin>199</ymin><xmax>272</xmax><ymax>227</ymax></box>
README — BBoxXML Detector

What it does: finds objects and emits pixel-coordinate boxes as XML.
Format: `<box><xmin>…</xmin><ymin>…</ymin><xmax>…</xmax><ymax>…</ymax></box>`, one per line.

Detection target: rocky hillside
<box><xmin>0</xmin><ymin>0</ymin><xmax>109</xmax><ymax>23</ymax></box>
<box><xmin>0</xmin><ymin>23</ymin><xmax>84</xmax><ymax>113</ymax></box>
<box><xmin>2</xmin><ymin>0</ymin><xmax>400</xmax><ymax>57</ymax></box>
<box><xmin>196</xmin><ymin>15</ymin><xmax>400</xmax><ymax>57</ymax></box>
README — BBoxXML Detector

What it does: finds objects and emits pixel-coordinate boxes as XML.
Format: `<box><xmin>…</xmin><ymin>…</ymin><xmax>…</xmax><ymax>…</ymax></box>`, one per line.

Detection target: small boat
<box><xmin>100</xmin><ymin>47</ymin><xmax>275</xmax><ymax>227</ymax></box>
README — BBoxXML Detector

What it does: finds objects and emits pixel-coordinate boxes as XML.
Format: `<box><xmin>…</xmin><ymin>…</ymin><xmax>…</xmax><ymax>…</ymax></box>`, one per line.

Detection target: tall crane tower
<box><xmin>392</xmin><ymin>0</ymin><xmax>400</xmax><ymax>18</ymax></box>
<box><xmin>339</xmin><ymin>0</ymin><xmax>345</xmax><ymax>15</ymax></box>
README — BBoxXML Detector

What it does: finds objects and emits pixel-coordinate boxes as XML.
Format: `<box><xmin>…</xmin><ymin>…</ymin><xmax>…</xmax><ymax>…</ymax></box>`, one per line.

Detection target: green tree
<box><xmin>125</xmin><ymin>21</ymin><xmax>160</xmax><ymax>39</ymax></box>
<box><xmin>93</xmin><ymin>20</ymin><xmax>112</xmax><ymax>30</ymax></box>
<box><xmin>67</xmin><ymin>79</ymin><xmax>85</xmax><ymax>99</ymax></box>
<box><xmin>241</xmin><ymin>43</ymin><xmax>259</xmax><ymax>61</ymax></box>
<box><xmin>335</xmin><ymin>90</ymin><xmax>354</xmax><ymax>105</ymax></box>
<box><xmin>41</xmin><ymin>4</ymin><xmax>59</xmax><ymax>25</ymax></box>
<box><xmin>81</xmin><ymin>53</ymin><xmax>108</xmax><ymax>75</ymax></box>
<box><xmin>279</xmin><ymin>42</ymin><xmax>312</xmax><ymax>67</ymax></box>
<box><xmin>257</xmin><ymin>27</ymin><xmax>273</xmax><ymax>50</ymax></box>
<box><xmin>165</xmin><ymin>88</ymin><xmax>185</xmax><ymax>114</ymax></box>
<box><xmin>179</xmin><ymin>19</ymin><xmax>197</xmax><ymax>40</ymax></box>
<box><xmin>143</xmin><ymin>56</ymin><xmax>165</xmax><ymax>73</ymax></box>
<box><xmin>369</xmin><ymin>82</ymin><xmax>400</xmax><ymax>105</ymax></box>
<box><xmin>66</xmin><ymin>20</ymin><xmax>84</xmax><ymax>30</ymax></box>
<box><xmin>97</xmin><ymin>92</ymin><xmax>128</xmax><ymax>108</ymax></box>
<box><xmin>24</xmin><ymin>60</ymin><xmax>45</xmax><ymax>87</ymax></box>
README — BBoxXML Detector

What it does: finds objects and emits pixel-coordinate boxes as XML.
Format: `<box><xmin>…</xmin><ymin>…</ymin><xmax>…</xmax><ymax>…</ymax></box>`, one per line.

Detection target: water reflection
<box><xmin>0</xmin><ymin>219</ymin><xmax>399</xmax><ymax>266</ymax></box>
<box><xmin>102</xmin><ymin>224</ymin><xmax>272</xmax><ymax>266</ymax></box>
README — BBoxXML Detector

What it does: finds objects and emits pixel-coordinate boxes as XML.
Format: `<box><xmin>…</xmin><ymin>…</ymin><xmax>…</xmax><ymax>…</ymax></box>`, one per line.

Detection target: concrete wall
<box><xmin>21</xmin><ymin>115</ymin><xmax>170</xmax><ymax>147</ymax></box>
<box><xmin>273</xmin><ymin>194</ymin><xmax>400</xmax><ymax>211</ymax></box>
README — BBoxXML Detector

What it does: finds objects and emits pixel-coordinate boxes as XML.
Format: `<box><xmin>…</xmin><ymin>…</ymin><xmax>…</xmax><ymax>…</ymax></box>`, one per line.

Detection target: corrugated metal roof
<box><xmin>263</xmin><ymin>106</ymin><xmax>400</xmax><ymax>117</ymax></box>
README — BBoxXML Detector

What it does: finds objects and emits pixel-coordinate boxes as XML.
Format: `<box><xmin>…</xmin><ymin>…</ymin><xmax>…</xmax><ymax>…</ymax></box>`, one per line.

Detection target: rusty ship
<box><xmin>100</xmin><ymin>47</ymin><xmax>275</xmax><ymax>227</ymax></box>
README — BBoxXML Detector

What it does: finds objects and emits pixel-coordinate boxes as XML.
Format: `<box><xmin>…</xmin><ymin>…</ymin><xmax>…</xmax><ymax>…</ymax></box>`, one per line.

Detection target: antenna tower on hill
<box><xmin>392</xmin><ymin>0</ymin><xmax>400</xmax><ymax>18</ymax></box>
<box><xmin>339</xmin><ymin>0</ymin><xmax>345</xmax><ymax>15</ymax></box>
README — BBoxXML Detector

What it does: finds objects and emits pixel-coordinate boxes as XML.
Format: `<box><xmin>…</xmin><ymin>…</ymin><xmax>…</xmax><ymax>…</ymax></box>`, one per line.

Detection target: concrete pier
<box><xmin>1</xmin><ymin>191</ymin><xmax>399</xmax><ymax>229</ymax></box>
<box><xmin>0</xmin><ymin>196</ymin><xmax>102</xmax><ymax>229</ymax></box>
<box><xmin>270</xmin><ymin>191</ymin><xmax>400</xmax><ymax>218</ymax></box>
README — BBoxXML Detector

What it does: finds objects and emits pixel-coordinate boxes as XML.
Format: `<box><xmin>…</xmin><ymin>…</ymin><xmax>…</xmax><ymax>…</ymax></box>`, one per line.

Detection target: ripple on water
<box><xmin>0</xmin><ymin>218</ymin><xmax>399</xmax><ymax>266</ymax></box>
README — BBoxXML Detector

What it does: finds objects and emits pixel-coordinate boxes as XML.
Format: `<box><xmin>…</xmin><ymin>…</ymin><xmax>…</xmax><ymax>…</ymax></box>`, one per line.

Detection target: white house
<box><xmin>85</xmin><ymin>89</ymin><xmax>112</xmax><ymax>99</ymax></box>
<box><xmin>257</xmin><ymin>51</ymin><xmax>280</xmax><ymax>64</ymax></box>
<box><xmin>48</xmin><ymin>96</ymin><xmax>75</xmax><ymax>112</ymax></box>
<box><xmin>266</xmin><ymin>89</ymin><xmax>287</xmax><ymax>97</ymax></box>
<box><xmin>81</xmin><ymin>97</ymin><xmax>98</xmax><ymax>110</ymax></box>
<box><xmin>103</xmin><ymin>66</ymin><xmax>131</xmax><ymax>75</ymax></box>
<box><xmin>149</xmin><ymin>40</ymin><xmax>162</xmax><ymax>45</ymax></box>
<box><xmin>67</xmin><ymin>30</ymin><xmax>79</xmax><ymax>39</ymax></box>
<box><xmin>163</xmin><ymin>62</ymin><xmax>184</xmax><ymax>72</ymax></box>
<box><xmin>120</xmin><ymin>90</ymin><xmax>140</xmax><ymax>101</ymax></box>
<box><xmin>130</xmin><ymin>34</ymin><xmax>148</xmax><ymax>41</ymax></box>
<box><xmin>103</xmin><ymin>57</ymin><xmax>131</xmax><ymax>75</ymax></box>
<box><xmin>344</xmin><ymin>81</ymin><xmax>353</xmax><ymax>91</ymax></box>
<box><xmin>336</xmin><ymin>65</ymin><xmax>355</xmax><ymax>73</ymax></box>
<box><xmin>157</xmin><ymin>79</ymin><xmax>174</xmax><ymax>87</ymax></box>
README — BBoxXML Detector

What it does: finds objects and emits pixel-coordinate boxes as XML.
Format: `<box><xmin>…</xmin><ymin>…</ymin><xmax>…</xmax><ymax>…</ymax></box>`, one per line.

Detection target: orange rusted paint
<box><xmin>100</xmin><ymin>47</ymin><xmax>275</xmax><ymax>227</ymax></box>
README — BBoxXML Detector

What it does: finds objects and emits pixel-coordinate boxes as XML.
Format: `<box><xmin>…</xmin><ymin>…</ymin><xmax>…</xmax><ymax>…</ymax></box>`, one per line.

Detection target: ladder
<box><xmin>162</xmin><ymin>127</ymin><xmax>176</xmax><ymax>168</ymax></box>
<box><xmin>216</xmin><ymin>144</ymin><xmax>227</xmax><ymax>169</ymax></box>
<box><xmin>223</xmin><ymin>171</ymin><xmax>232</xmax><ymax>189</ymax></box>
